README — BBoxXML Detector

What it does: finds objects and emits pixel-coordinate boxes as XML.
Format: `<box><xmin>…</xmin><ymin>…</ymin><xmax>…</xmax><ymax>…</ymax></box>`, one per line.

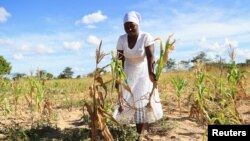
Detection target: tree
<box><xmin>37</xmin><ymin>70</ymin><xmax>47</xmax><ymax>78</ymax></box>
<box><xmin>58</xmin><ymin>67</ymin><xmax>74</xmax><ymax>79</ymax></box>
<box><xmin>0</xmin><ymin>56</ymin><xmax>12</xmax><ymax>77</ymax></box>
<box><xmin>246</xmin><ymin>59</ymin><xmax>250</xmax><ymax>65</ymax></box>
<box><xmin>57</xmin><ymin>74</ymin><xmax>65</xmax><ymax>79</ymax></box>
<box><xmin>46</xmin><ymin>73</ymin><xmax>54</xmax><ymax>79</ymax></box>
<box><xmin>191</xmin><ymin>51</ymin><xmax>210</xmax><ymax>63</ymax></box>
<box><xmin>36</xmin><ymin>70</ymin><xmax>54</xmax><ymax>79</ymax></box>
<box><xmin>12</xmin><ymin>73</ymin><xmax>27</xmax><ymax>80</ymax></box>
<box><xmin>179</xmin><ymin>60</ymin><xmax>190</xmax><ymax>69</ymax></box>
<box><xmin>165</xmin><ymin>58</ymin><xmax>176</xmax><ymax>70</ymax></box>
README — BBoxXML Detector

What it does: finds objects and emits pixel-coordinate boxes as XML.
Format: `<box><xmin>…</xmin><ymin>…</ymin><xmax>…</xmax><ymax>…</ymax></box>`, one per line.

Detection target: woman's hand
<box><xmin>149</xmin><ymin>72</ymin><xmax>158</xmax><ymax>88</ymax></box>
<box><xmin>115</xmin><ymin>80</ymin><xmax>120</xmax><ymax>89</ymax></box>
<box><xmin>149</xmin><ymin>71</ymin><xmax>156</xmax><ymax>83</ymax></box>
<box><xmin>118</xmin><ymin>106</ymin><xmax>123</xmax><ymax>113</ymax></box>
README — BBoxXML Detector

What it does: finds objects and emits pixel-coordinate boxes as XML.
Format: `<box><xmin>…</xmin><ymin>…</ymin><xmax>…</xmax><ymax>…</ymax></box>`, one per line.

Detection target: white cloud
<box><xmin>224</xmin><ymin>38</ymin><xmax>238</xmax><ymax>47</ymax></box>
<box><xmin>73</xmin><ymin>66</ymin><xmax>85</xmax><ymax>72</ymax></box>
<box><xmin>81</xmin><ymin>10</ymin><xmax>107</xmax><ymax>24</ymax></box>
<box><xmin>143</xmin><ymin>4</ymin><xmax>250</xmax><ymax>44</ymax></box>
<box><xmin>0</xmin><ymin>38</ymin><xmax>14</xmax><ymax>45</ymax></box>
<box><xmin>0</xmin><ymin>7</ymin><xmax>11</xmax><ymax>23</ymax></box>
<box><xmin>87</xmin><ymin>35</ymin><xmax>101</xmax><ymax>46</ymax></box>
<box><xmin>199</xmin><ymin>37</ymin><xmax>226</xmax><ymax>54</ymax></box>
<box><xmin>198</xmin><ymin>37</ymin><xmax>246</xmax><ymax>60</ymax></box>
<box><xmin>36</xmin><ymin>44</ymin><xmax>54</xmax><ymax>54</ymax></box>
<box><xmin>13</xmin><ymin>53</ymin><xmax>24</xmax><ymax>60</ymax></box>
<box><xmin>63</xmin><ymin>41</ymin><xmax>82</xmax><ymax>51</ymax></box>
<box><xmin>86</xmin><ymin>25</ymin><xmax>96</xmax><ymax>29</ymax></box>
<box><xmin>17</xmin><ymin>44</ymin><xmax>31</xmax><ymax>51</ymax></box>
<box><xmin>235</xmin><ymin>48</ymin><xmax>250</xmax><ymax>60</ymax></box>
<box><xmin>139</xmin><ymin>3</ymin><xmax>250</xmax><ymax>63</ymax></box>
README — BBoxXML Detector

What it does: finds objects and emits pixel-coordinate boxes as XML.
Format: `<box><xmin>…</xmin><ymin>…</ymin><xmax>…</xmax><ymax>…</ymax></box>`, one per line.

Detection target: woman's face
<box><xmin>124</xmin><ymin>22</ymin><xmax>139</xmax><ymax>36</ymax></box>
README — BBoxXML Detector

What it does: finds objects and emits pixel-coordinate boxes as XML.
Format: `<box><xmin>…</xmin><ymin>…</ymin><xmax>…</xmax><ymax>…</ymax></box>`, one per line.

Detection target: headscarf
<box><xmin>123</xmin><ymin>11</ymin><xmax>141</xmax><ymax>26</ymax></box>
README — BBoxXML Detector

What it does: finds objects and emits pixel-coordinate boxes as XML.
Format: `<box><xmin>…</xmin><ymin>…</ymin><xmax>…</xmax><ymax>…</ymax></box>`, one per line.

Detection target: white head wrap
<box><xmin>123</xmin><ymin>11</ymin><xmax>141</xmax><ymax>26</ymax></box>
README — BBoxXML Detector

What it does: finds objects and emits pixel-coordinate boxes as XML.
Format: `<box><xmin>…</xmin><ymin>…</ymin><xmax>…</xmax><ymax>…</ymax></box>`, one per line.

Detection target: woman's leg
<box><xmin>136</xmin><ymin>123</ymin><xmax>147</xmax><ymax>134</ymax></box>
<box><xmin>136</xmin><ymin>123</ymin><xmax>148</xmax><ymax>141</ymax></box>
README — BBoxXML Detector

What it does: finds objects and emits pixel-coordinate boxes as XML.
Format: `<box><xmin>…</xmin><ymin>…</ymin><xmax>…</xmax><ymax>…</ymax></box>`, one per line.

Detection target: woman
<box><xmin>113</xmin><ymin>11</ymin><xmax>163</xmax><ymax>137</ymax></box>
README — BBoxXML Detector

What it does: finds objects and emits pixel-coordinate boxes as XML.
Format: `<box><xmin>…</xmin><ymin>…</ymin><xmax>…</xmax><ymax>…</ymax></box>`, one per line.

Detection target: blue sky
<box><xmin>1</xmin><ymin>0</ymin><xmax>250</xmax><ymax>77</ymax></box>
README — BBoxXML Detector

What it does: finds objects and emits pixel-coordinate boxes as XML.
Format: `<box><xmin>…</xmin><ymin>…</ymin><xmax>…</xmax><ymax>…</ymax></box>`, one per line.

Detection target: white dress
<box><xmin>113</xmin><ymin>31</ymin><xmax>163</xmax><ymax>124</ymax></box>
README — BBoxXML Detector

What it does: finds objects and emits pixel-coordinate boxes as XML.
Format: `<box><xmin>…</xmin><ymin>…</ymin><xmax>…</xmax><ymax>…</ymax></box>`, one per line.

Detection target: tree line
<box><xmin>0</xmin><ymin>56</ymin><xmax>75</xmax><ymax>79</ymax></box>
<box><xmin>1</xmin><ymin>52</ymin><xmax>249</xmax><ymax>79</ymax></box>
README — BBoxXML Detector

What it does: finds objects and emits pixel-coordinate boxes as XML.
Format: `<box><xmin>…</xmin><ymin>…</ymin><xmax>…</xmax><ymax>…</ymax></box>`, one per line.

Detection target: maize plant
<box><xmin>84</xmin><ymin>40</ymin><xmax>119</xmax><ymax>141</ymax></box>
<box><xmin>155</xmin><ymin>34</ymin><xmax>175</xmax><ymax>81</ymax></box>
<box><xmin>224</xmin><ymin>45</ymin><xmax>245</xmax><ymax>123</ymax></box>
<box><xmin>170</xmin><ymin>76</ymin><xmax>187</xmax><ymax>116</ymax></box>
<box><xmin>189</xmin><ymin>60</ymin><xmax>211</xmax><ymax>124</ymax></box>
<box><xmin>34</xmin><ymin>80</ymin><xmax>45</xmax><ymax>113</ymax></box>
<box><xmin>2</xmin><ymin>97</ymin><xmax>11</xmax><ymax>122</ymax></box>
<box><xmin>26</xmin><ymin>78</ymin><xmax>35</xmax><ymax>111</ymax></box>
<box><xmin>210</xmin><ymin>110</ymin><xmax>241</xmax><ymax>125</ymax></box>
<box><xmin>147</xmin><ymin>34</ymin><xmax>176</xmax><ymax>108</ymax></box>
<box><xmin>27</xmin><ymin>78</ymin><xmax>45</xmax><ymax>112</ymax></box>
<box><xmin>227</xmin><ymin>45</ymin><xmax>247</xmax><ymax>100</ymax></box>
<box><xmin>110</xmin><ymin>51</ymin><xmax>127</xmax><ymax>84</ymax></box>
<box><xmin>12</xmin><ymin>81</ymin><xmax>22</xmax><ymax>117</ymax></box>
<box><xmin>226</xmin><ymin>60</ymin><xmax>245</xmax><ymax>123</ymax></box>
<box><xmin>110</xmin><ymin>51</ymin><xmax>136</xmax><ymax>110</ymax></box>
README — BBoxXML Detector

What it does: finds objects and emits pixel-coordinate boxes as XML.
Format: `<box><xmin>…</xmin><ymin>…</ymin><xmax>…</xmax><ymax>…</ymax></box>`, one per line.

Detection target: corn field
<box><xmin>0</xmin><ymin>40</ymin><xmax>249</xmax><ymax>141</ymax></box>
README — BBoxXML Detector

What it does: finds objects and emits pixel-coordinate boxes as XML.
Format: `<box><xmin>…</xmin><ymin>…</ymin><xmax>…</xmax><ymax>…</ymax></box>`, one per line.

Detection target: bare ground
<box><xmin>0</xmin><ymin>98</ymin><xmax>250</xmax><ymax>141</ymax></box>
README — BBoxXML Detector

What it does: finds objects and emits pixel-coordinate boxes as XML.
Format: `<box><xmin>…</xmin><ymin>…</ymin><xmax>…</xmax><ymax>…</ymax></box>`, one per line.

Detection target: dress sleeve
<box><xmin>144</xmin><ymin>33</ymin><xmax>155</xmax><ymax>47</ymax></box>
<box><xmin>116</xmin><ymin>36</ymin><xmax>124</xmax><ymax>50</ymax></box>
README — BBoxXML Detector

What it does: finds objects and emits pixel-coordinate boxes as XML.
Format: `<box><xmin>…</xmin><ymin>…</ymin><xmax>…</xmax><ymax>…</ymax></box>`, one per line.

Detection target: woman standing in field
<box><xmin>113</xmin><ymin>11</ymin><xmax>163</xmax><ymax>139</ymax></box>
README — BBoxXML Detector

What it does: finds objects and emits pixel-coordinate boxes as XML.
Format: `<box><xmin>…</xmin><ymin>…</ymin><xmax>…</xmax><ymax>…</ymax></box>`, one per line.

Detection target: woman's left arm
<box><xmin>145</xmin><ymin>44</ymin><xmax>156</xmax><ymax>82</ymax></box>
